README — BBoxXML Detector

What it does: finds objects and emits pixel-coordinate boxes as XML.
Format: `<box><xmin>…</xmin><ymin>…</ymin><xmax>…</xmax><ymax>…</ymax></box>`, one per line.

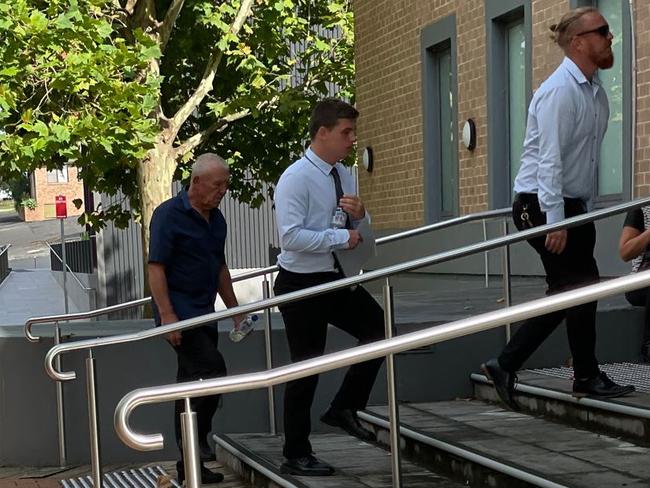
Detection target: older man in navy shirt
<box><xmin>148</xmin><ymin>153</ymin><xmax>242</xmax><ymax>485</ymax></box>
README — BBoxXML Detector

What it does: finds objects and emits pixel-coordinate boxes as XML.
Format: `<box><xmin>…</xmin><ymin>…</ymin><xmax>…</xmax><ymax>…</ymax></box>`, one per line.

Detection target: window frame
<box><xmin>421</xmin><ymin>14</ymin><xmax>459</xmax><ymax>223</ymax></box>
<box><xmin>486</xmin><ymin>0</ymin><xmax>532</xmax><ymax>210</ymax></box>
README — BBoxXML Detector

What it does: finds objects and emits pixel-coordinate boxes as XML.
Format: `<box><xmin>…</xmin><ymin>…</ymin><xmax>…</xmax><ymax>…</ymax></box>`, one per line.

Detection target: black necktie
<box><xmin>331</xmin><ymin>167</ymin><xmax>350</xmax><ymax>229</ymax></box>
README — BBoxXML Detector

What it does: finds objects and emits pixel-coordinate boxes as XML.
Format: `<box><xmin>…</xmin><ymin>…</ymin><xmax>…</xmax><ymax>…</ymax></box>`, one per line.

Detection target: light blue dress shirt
<box><xmin>513</xmin><ymin>57</ymin><xmax>609</xmax><ymax>223</ymax></box>
<box><xmin>275</xmin><ymin>147</ymin><xmax>369</xmax><ymax>273</ymax></box>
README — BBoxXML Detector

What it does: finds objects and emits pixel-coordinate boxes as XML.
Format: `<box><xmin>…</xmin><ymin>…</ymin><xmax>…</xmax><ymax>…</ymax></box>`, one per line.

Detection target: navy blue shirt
<box><xmin>149</xmin><ymin>188</ymin><xmax>227</xmax><ymax>324</ymax></box>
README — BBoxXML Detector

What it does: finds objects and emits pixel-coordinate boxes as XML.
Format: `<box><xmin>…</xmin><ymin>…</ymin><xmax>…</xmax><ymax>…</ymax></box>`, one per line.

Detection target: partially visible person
<box><xmin>619</xmin><ymin>205</ymin><xmax>650</xmax><ymax>362</ymax></box>
<box><xmin>148</xmin><ymin>153</ymin><xmax>243</xmax><ymax>485</ymax></box>
<box><xmin>273</xmin><ymin>98</ymin><xmax>385</xmax><ymax>476</ymax></box>
<box><xmin>481</xmin><ymin>7</ymin><xmax>634</xmax><ymax>411</ymax></box>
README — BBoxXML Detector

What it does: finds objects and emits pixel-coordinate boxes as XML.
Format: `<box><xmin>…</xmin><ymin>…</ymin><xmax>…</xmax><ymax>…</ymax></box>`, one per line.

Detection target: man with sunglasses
<box><xmin>482</xmin><ymin>7</ymin><xmax>634</xmax><ymax>411</ymax></box>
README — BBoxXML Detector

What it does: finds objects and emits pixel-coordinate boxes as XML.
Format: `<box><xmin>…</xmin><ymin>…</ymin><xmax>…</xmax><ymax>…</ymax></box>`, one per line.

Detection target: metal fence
<box><xmin>0</xmin><ymin>244</ymin><xmax>10</xmax><ymax>285</ymax></box>
<box><xmin>50</xmin><ymin>239</ymin><xmax>95</xmax><ymax>274</ymax></box>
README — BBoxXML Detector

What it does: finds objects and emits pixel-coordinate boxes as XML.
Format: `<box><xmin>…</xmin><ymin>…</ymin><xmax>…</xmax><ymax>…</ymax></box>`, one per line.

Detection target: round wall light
<box><xmin>462</xmin><ymin>118</ymin><xmax>477</xmax><ymax>151</ymax></box>
<box><xmin>362</xmin><ymin>146</ymin><xmax>374</xmax><ymax>172</ymax></box>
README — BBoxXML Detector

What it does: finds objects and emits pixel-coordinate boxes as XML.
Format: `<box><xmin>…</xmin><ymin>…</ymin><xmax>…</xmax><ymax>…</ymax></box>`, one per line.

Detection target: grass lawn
<box><xmin>0</xmin><ymin>200</ymin><xmax>15</xmax><ymax>212</ymax></box>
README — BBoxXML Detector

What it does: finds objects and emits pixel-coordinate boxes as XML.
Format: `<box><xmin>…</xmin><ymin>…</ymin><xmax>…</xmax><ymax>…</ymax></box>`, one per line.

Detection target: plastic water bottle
<box><xmin>229</xmin><ymin>314</ymin><xmax>259</xmax><ymax>342</ymax></box>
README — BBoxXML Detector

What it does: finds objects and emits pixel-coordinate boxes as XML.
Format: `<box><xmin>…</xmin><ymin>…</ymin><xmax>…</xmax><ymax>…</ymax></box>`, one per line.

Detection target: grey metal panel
<box><xmin>97</xmin><ymin>191</ymin><xmax>145</xmax><ymax>318</ymax></box>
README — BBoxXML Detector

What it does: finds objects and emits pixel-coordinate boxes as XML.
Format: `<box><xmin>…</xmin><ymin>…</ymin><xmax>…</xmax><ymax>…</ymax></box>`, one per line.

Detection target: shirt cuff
<box><xmin>352</xmin><ymin>211</ymin><xmax>370</xmax><ymax>227</ymax></box>
<box><xmin>546</xmin><ymin>207</ymin><xmax>565</xmax><ymax>224</ymax></box>
<box><xmin>331</xmin><ymin>228</ymin><xmax>350</xmax><ymax>249</ymax></box>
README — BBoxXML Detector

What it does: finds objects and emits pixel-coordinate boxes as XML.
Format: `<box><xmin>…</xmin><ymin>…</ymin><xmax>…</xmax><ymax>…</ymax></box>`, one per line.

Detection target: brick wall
<box><xmin>23</xmin><ymin>167</ymin><xmax>85</xmax><ymax>222</ymax></box>
<box><xmin>355</xmin><ymin>0</ymin><xmax>650</xmax><ymax>228</ymax></box>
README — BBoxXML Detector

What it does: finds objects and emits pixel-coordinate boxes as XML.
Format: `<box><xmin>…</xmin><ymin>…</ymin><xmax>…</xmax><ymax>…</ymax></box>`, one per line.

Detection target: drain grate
<box><xmin>60</xmin><ymin>465</ymin><xmax>180</xmax><ymax>488</ymax></box>
<box><xmin>527</xmin><ymin>362</ymin><xmax>650</xmax><ymax>394</ymax></box>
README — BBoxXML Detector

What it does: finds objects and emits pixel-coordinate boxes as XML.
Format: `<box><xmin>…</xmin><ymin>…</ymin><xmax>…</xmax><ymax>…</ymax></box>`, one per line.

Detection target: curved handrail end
<box><xmin>45</xmin><ymin>347</ymin><xmax>77</xmax><ymax>382</ymax></box>
<box><xmin>115</xmin><ymin>390</ymin><xmax>164</xmax><ymax>451</ymax></box>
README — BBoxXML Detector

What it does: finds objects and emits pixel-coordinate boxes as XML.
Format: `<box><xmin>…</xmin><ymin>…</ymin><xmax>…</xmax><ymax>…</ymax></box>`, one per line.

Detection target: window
<box><xmin>596</xmin><ymin>0</ymin><xmax>623</xmax><ymax>197</ymax></box>
<box><xmin>486</xmin><ymin>0</ymin><xmax>531</xmax><ymax>209</ymax></box>
<box><xmin>47</xmin><ymin>166</ymin><xmax>69</xmax><ymax>183</ymax></box>
<box><xmin>507</xmin><ymin>21</ymin><xmax>527</xmax><ymax>188</ymax></box>
<box><xmin>421</xmin><ymin>15</ymin><xmax>458</xmax><ymax>222</ymax></box>
<box><xmin>571</xmin><ymin>0</ymin><xmax>632</xmax><ymax>202</ymax></box>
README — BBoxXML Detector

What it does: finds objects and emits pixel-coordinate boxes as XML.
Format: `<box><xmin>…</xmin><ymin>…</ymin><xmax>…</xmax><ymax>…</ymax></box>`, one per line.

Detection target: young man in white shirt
<box><xmin>274</xmin><ymin>98</ymin><xmax>385</xmax><ymax>476</ymax></box>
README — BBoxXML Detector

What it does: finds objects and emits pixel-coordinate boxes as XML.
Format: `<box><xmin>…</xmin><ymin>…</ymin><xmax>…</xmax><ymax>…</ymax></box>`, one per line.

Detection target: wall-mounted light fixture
<box><xmin>462</xmin><ymin>118</ymin><xmax>476</xmax><ymax>151</ymax></box>
<box><xmin>362</xmin><ymin>146</ymin><xmax>374</xmax><ymax>172</ymax></box>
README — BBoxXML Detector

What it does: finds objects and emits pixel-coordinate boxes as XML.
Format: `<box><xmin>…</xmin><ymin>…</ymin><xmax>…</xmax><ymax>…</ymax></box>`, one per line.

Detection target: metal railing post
<box><xmin>86</xmin><ymin>349</ymin><xmax>102</xmax><ymax>487</ymax></box>
<box><xmin>54</xmin><ymin>322</ymin><xmax>67</xmax><ymax>467</ymax></box>
<box><xmin>60</xmin><ymin>221</ymin><xmax>69</xmax><ymax>314</ymax></box>
<box><xmin>181</xmin><ymin>398</ymin><xmax>201</xmax><ymax>488</ymax></box>
<box><xmin>501</xmin><ymin>218</ymin><xmax>512</xmax><ymax>342</ymax></box>
<box><xmin>262</xmin><ymin>275</ymin><xmax>276</xmax><ymax>434</ymax></box>
<box><xmin>383</xmin><ymin>278</ymin><xmax>402</xmax><ymax>488</ymax></box>
<box><xmin>482</xmin><ymin>219</ymin><xmax>489</xmax><ymax>288</ymax></box>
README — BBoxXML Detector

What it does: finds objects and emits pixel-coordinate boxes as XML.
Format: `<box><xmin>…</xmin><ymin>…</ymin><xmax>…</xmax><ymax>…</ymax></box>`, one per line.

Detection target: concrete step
<box><xmin>362</xmin><ymin>400</ymin><xmax>650</xmax><ymax>487</ymax></box>
<box><xmin>472</xmin><ymin>363</ymin><xmax>650</xmax><ymax>445</ymax></box>
<box><xmin>214</xmin><ymin>432</ymin><xmax>466</xmax><ymax>488</ymax></box>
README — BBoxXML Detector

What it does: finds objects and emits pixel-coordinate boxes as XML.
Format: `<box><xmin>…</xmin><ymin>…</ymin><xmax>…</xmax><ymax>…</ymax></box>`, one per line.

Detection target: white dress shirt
<box><xmin>513</xmin><ymin>57</ymin><xmax>609</xmax><ymax>223</ymax></box>
<box><xmin>275</xmin><ymin>147</ymin><xmax>369</xmax><ymax>273</ymax></box>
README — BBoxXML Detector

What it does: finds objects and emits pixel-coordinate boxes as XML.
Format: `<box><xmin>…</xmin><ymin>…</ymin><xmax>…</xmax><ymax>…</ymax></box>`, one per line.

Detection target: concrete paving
<box><xmin>0</xmin><ymin>268</ymin><xmax>79</xmax><ymax>326</ymax></box>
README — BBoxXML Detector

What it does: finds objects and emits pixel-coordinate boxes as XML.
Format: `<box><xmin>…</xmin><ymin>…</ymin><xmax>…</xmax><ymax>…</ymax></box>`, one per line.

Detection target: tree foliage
<box><xmin>0</xmin><ymin>0</ymin><xmax>354</xmax><ymax>229</ymax></box>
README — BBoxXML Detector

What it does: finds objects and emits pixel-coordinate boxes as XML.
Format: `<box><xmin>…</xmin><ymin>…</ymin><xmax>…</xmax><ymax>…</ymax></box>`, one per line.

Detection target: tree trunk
<box><xmin>138</xmin><ymin>135</ymin><xmax>176</xmax><ymax>295</ymax></box>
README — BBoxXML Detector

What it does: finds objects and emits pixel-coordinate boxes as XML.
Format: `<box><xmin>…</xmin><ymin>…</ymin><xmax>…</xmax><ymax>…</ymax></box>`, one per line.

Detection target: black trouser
<box><xmin>498</xmin><ymin>193</ymin><xmax>600</xmax><ymax>379</ymax></box>
<box><xmin>274</xmin><ymin>267</ymin><xmax>385</xmax><ymax>459</ymax></box>
<box><xmin>172</xmin><ymin>324</ymin><xmax>226</xmax><ymax>457</ymax></box>
<box><xmin>625</xmin><ymin>287</ymin><xmax>650</xmax><ymax>343</ymax></box>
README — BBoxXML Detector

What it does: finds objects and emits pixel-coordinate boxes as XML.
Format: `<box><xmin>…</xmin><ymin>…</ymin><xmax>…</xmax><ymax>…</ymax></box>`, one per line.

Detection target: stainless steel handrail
<box><xmin>25</xmin><ymin>209</ymin><xmax>511</xmax><ymax>341</ymax></box>
<box><xmin>0</xmin><ymin>243</ymin><xmax>11</xmax><ymax>257</ymax></box>
<box><xmin>44</xmin><ymin>196</ymin><xmax>650</xmax><ymax>382</ymax></box>
<box><xmin>114</xmin><ymin>269</ymin><xmax>650</xmax><ymax>450</ymax></box>
<box><xmin>46</xmin><ymin>241</ymin><xmax>94</xmax><ymax>293</ymax></box>
<box><xmin>24</xmin><ymin>265</ymin><xmax>278</xmax><ymax>341</ymax></box>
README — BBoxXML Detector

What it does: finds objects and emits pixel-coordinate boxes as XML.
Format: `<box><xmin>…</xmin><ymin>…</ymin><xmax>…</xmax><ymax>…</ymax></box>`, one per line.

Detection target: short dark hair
<box><xmin>309</xmin><ymin>98</ymin><xmax>359</xmax><ymax>139</ymax></box>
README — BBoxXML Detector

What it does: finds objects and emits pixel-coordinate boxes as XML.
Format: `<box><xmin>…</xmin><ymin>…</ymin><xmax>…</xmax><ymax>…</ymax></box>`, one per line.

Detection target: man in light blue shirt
<box><xmin>482</xmin><ymin>7</ymin><xmax>634</xmax><ymax>410</ymax></box>
<box><xmin>273</xmin><ymin>98</ymin><xmax>385</xmax><ymax>476</ymax></box>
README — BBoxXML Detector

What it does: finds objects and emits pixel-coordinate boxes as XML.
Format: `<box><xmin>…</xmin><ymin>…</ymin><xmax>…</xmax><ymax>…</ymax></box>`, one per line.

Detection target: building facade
<box><xmin>22</xmin><ymin>165</ymin><xmax>85</xmax><ymax>222</ymax></box>
<box><xmin>355</xmin><ymin>0</ymin><xmax>650</xmax><ymax>231</ymax></box>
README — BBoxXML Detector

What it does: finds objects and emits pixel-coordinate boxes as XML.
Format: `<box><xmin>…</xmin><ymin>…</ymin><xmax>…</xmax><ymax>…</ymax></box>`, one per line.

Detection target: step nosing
<box><xmin>360</xmin><ymin>409</ymin><xmax>571</xmax><ymax>488</ymax></box>
<box><xmin>214</xmin><ymin>433</ymin><xmax>310</xmax><ymax>488</ymax></box>
<box><xmin>472</xmin><ymin>372</ymin><xmax>650</xmax><ymax>418</ymax></box>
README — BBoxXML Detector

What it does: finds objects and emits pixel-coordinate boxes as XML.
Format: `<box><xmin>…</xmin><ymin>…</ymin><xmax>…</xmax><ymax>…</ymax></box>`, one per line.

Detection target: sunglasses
<box><xmin>575</xmin><ymin>24</ymin><xmax>611</xmax><ymax>38</ymax></box>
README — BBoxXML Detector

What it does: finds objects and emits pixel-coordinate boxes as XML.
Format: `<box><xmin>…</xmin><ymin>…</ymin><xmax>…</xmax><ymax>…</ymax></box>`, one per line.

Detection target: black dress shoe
<box><xmin>481</xmin><ymin>358</ymin><xmax>520</xmax><ymax>411</ymax></box>
<box><xmin>320</xmin><ymin>408</ymin><xmax>375</xmax><ymax>441</ymax></box>
<box><xmin>280</xmin><ymin>454</ymin><xmax>334</xmax><ymax>476</ymax></box>
<box><xmin>199</xmin><ymin>442</ymin><xmax>215</xmax><ymax>462</ymax></box>
<box><xmin>573</xmin><ymin>372</ymin><xmax>635</xmax><ymax>399</ymax></box>
<box><xmin>176</xmin><ymin>461</ymin><xmax>224</xmax><ymax>484</ymax></box>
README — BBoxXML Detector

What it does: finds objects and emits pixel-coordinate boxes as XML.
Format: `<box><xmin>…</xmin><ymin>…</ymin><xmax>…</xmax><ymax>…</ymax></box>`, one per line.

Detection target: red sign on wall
<box><xmin>55</xmin><ymin>195</ymin><xmax>67</xmax><ymax>219</ymax></box>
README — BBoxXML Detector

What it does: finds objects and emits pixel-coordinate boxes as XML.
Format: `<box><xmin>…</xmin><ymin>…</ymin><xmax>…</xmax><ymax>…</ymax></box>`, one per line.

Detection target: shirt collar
<box><xmin>179</xmin><ymin>186</ymin><xmax>193</xmax><ymax>212</ymax></box>
<box><xmin>305</xmin><ymin>147</ymin><xmax>337</xmax><ymax>175</ymax></box>
<box><xmin>561</xmin><ymin>56</ymin><xmax>601</xmax><ymax>87</ymax></box>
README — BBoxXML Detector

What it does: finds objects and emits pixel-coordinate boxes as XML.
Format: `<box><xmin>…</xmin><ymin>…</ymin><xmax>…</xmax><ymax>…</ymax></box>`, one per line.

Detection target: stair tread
<box><xmin>367</xmin><ymin>400</ymin><xmax>650</xmax><ymax>487</ymax></box>
<box><xmin>513</xmin><ymin>367</ymin><xmax>650</xmax><ymax>409</ymax></box>
<box><xmin>219</xmin><ymin>432</ymin><xmax>466</xmax><ymax>487</ymax></box>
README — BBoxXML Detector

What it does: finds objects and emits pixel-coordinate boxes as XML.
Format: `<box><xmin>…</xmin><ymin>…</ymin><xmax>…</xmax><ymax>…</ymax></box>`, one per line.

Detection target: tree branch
<box><xmin>170</xmin><ymin>0</ymin><xmax>254</xmax><ymax>133</ymax></box>
<box><xmin>123</xmin><ymin>0</ymin><xmax>138</xmax><ymax>15</ymax></box>
<box><xmin>174</xmin><ymin>109</ymin><xmax>251</xmax><ymax>158</ymax></box>
<box><xmin>159</xmin><ymin>0</ymin><xmax>185</xmax><ymax>53</ymax></box>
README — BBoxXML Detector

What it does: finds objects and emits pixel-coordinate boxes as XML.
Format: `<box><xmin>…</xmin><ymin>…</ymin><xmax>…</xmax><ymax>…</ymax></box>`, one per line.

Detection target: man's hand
<box><xmin>339</xmin><ymin>194</ymin><xmax>365</xmax><ymax>220</ymax></box>
<box><xmin>232</xmin><ymin>314</ymin><xmax>245</xmax><ymax>330</ymax></box>
<box><xmin>161</xmin><ymin>313</ymin><xmax>181</xmax><ymax>346</ymax></box>
<box><xmin>347</xmin><ymin>229</ymin><xmax>363</xmax><ymax>249</ymax></box>
<box><xmin>545</xmin><ymin>229</ymin><xmax>567</xmax><ymax>254</ymax></box>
